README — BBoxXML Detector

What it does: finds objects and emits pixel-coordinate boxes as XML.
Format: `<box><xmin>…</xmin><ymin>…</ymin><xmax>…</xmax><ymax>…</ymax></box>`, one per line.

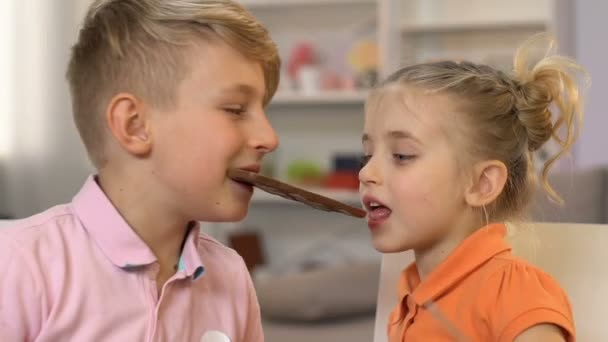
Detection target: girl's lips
<box><xmin>368</xmin><ymin>206</ymin><xmax>392</xmax><ymax>221</ymax></box>
<box><xmin>361</xmin><ymin>194</ymin><xmax>392</xmax><ymax>229</ymax></box>
<box><xmin>362</xmin><ymin>194</ymin><xmax>388</xmax><ymax>209</ymax></box>
<box><xmin>367</xmin><ymin>207</ymin><xmax>391</xmax><ymax>230</ymax></box>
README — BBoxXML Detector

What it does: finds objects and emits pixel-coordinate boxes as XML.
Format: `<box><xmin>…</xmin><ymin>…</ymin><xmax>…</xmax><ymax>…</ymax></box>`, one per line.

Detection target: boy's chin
<box><xmin>226</xmin><ymin>207</ymin><xmax>249</xmax><ymax>222</ymax></box>
<box><xmin>202</xmin><ymin>205</ymin><xmax>249</xmax><ymax>223</ymax></box>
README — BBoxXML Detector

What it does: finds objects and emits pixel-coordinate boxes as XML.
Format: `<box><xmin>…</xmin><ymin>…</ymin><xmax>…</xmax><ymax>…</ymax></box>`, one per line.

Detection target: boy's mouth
<box><xmin>232</xmin><ymin>179</ymin><xmax>254</xmax><ymax>194</ymax></box>
<box><xmin>227</xmin><ymin>169</ymin><xmax>367</xmax><ymax>218</ymax></box>
<box><xmin>237</xmin><ymin>164</ymin><xmax>261</xmax><ymax>173</ymax></box>
<box><xmin>229</xmin><ymin>165</ymin><xmax>260</xmax><ymax>193</ymax></box>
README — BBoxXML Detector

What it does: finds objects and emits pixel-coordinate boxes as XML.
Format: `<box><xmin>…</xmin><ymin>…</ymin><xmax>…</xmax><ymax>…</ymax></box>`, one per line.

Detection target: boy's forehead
<box><xmin>185</xmin><ymin>42</ymin><xmax>265</xmax><ymax>92</ymax></box>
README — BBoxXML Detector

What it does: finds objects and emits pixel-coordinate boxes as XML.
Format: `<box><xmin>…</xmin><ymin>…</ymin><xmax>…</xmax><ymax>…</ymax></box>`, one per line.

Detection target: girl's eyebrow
<box><xmin>362</xmin><ymin>130</ymin><xmax>422</xmax><ymax>145</ymax></box>
<box><xmin>386</xmin><ymin>130</ymin><xmax>420</xmax><ymax>144</ymax></box>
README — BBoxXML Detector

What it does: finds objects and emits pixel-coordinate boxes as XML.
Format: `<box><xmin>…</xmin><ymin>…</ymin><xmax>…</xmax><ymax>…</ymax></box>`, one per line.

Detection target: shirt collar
<box><xmin>177</xmin><ymin>222</ymin><xmax>205</xmax><ymax>280</ymax></box>
<box><xmin>72</xmin><ymin>176</ymin><xmax>205</xmax><ymax>280</ymax></box>
<box><xmin>397</xmin><ymin>223</ymin><xmax>511</xmax><ymax>307</ymax></box>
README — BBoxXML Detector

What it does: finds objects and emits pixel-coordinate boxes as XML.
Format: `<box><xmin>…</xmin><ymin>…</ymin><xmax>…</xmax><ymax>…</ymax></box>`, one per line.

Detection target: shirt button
<box><xmin>407</xmin><ymin>297</ymin><xmax>416</xmax><ymax>310</ymax></box>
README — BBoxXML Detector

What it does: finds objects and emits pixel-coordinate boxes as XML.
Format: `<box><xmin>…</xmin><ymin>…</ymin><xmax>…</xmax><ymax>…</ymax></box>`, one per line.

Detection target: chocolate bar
<box><xmin>228</xmin><ymin>169</ymin><xmax>366</xmax><ymax>218</ymax></box>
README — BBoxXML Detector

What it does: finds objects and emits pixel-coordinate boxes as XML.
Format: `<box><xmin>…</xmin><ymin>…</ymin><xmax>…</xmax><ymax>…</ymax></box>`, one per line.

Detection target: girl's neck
<box><xmin>414</xmin><ymin>215</ymin><xmax>485</xmax><ymax>281</ymax></box>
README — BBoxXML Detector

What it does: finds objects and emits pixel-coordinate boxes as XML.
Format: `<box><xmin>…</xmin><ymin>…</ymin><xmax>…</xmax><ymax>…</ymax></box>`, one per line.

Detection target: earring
<box><xmin>482</xmin><ymin>204</ymin><xmax>489</xmax><ymax>226</ymax></box>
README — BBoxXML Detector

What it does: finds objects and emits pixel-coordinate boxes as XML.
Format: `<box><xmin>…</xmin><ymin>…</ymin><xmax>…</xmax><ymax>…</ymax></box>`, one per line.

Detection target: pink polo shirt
<box><xmin>0</xmin><ymin>176</ymin><xmax>263</xmax><ymax>342</ymax></box>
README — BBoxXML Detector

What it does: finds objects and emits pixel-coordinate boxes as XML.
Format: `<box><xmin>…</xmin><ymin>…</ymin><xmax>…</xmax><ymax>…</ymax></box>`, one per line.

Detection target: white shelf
<box><xmin>270</xmin><ymin>90</ymin><xmax>369</xmax><ymax>105</ymax></box>
<box><xmin>401</xmin><ymin>18</ymin><xmax>547</xmax><ymax>34</ymax></box>
<box><xmin>251</xmin><ymin>187</ymin><xmax>361</xmax><ymax>205</ymax></box>
<box><xmin>240</xmin><ymin>0</ymin><xmax>375</xmax><ymax>9</ymax></box>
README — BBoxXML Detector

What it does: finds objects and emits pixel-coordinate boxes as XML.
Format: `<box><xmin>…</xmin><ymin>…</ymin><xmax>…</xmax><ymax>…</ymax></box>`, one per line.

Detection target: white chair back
<box><xmin>0</xmin><ymin>220</ymin><xmax>14</xmax><ymax>228</ymax></box>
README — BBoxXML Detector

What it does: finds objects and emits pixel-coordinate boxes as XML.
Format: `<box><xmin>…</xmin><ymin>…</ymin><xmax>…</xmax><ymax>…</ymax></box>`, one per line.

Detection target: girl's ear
<box><xmin>464</xmin><ymin>160</ymin><xmax>508</xmax><ymax>208</ymax></box>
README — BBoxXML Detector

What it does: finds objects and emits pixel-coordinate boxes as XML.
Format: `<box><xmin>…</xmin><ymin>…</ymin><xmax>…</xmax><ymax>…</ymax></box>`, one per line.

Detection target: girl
<box><xmin>359</xmin><ymin>35</ymin><xmax>587</xmax><ymax>342</ymax></box>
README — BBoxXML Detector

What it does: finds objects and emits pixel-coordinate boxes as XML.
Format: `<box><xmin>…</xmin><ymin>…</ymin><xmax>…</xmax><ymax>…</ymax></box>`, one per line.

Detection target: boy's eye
<box><xmin>224</xmin><ymin>107</ymin><xmax>246</xmax><ymax>115</ymax></box>
<box><xmin>360</xmin><ymin>155</ymin><xmax>371</xmax><ymax>169</ymax></box>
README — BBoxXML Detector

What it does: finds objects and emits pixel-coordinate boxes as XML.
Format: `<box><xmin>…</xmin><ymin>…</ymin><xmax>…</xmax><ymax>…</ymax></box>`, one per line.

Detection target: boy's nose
<box><xmin>250</xmin><ymin>114</ymin><xmax>279</xmax><ymax>153</ymax></box>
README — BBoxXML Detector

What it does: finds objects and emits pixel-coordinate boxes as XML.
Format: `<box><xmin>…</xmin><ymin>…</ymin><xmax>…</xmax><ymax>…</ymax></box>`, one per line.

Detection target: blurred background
<box><xmin>1</xmin><ymin>1</ymin><xmax>607</xmax><ymax>341</ymax></box>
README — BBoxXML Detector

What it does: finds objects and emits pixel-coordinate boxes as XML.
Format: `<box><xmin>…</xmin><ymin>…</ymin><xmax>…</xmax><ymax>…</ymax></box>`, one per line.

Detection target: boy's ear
<box><xmin>105</xmin><ymin>93</ymin><xmax>152</xmax><ymax>157</ymax></box>
<box><xmin>464</xmin><ymin>160</ymin><xmax>508</xmax><ymax>208</ymax></box>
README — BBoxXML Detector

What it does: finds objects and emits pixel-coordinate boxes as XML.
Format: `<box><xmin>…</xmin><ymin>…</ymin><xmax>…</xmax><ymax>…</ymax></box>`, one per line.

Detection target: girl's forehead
<box><xmin>365</xmin><ymin>88</ymin><xmax>431</xmax><ymax>125</ymax></box>
<box><xmin>364</xmin><ymin>86</ymin><xmax>458</xmax><ymax>140</ymax></box>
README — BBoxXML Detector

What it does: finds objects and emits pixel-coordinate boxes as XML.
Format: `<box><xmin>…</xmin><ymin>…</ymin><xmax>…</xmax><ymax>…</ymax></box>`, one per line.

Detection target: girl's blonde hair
<box><xmin>376</xmin><ymin>35</ymin><xmax>588</xmax><ymax>220</ymax></box>
<box><xmin>67</xmin><ymin>0</ymin><xmax>280</xmax><ymax>168</ymax></box>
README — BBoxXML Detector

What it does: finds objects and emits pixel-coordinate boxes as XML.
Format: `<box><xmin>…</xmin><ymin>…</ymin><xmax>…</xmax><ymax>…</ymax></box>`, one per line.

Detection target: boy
<box><xmin>0</xmin><ymin>0</ymin><xmax>280</xmax><ymax>341</ymax></box>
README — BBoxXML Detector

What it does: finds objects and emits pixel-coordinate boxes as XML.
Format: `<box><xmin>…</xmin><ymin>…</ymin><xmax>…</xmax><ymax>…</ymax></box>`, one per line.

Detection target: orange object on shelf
<box><xmin>324</xmin><ymin>171</ymin><xmax>359</xmax><ymax>190</ymax></box>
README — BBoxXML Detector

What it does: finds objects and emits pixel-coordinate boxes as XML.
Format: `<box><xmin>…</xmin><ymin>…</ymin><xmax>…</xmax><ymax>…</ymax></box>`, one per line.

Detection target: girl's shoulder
<box><xmin>477</xmin><ymin>254</ymin><xmax>575</xmax><ymax>341</ymax></box>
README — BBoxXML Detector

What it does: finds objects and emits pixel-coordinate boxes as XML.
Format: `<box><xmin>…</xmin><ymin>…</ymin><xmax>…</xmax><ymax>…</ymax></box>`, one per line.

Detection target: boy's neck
<box><xmin>96</xmin><ymin>171</ymin><xmax>190</xmax><ymax>271</ymax></box>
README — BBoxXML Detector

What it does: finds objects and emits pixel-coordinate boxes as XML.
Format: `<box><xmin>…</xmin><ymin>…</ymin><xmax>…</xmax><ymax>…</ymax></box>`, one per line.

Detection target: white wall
<box><xmin>573</xmin><ymin>1</ymin><xmax>608</xmax><ymax>168</ymax></box>
<box><xmin>3</xmin><ymin>0</ymin><xmax>604</xmax><ymax>218</ymax></box>
<box><xmin>1</xmin><ymin>0</ymin><xmax>93</xmax><ymax>218</ymax></box>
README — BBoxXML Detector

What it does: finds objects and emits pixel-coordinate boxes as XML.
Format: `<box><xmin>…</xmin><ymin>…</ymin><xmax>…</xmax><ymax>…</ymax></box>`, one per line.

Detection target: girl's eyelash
<box><xmin>393</xmin><ymin>154</ymin><xmax>417</xmax><ymax>162</ymax></box>
<box><xmin>359</xmin><ymin>154</ymin><xmax>416</xmax><ymax>168</ymax></box>
<box><xmin>393</xmin><ymin>154</ymin><xmax>412</xmax><ymax>161</ymax></box>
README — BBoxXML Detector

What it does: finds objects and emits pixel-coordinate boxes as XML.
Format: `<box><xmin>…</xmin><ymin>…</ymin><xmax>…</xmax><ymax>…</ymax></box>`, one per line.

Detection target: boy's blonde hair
<box><xmin>67</xmin><ymin>0</ymin><xmax>280</xmax><ymax>168</ymax></box>
<box><xmin>372</xmin><ymin>35</ymin><xmax>588</xmax><ymax>220</ymax></box>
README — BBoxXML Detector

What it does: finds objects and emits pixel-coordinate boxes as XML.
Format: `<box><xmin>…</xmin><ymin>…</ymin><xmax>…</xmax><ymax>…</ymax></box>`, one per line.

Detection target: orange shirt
<box><xmin>388</xmin><ymin>223</ymin><xmax>575</xmax><ymax>342</ymax></box>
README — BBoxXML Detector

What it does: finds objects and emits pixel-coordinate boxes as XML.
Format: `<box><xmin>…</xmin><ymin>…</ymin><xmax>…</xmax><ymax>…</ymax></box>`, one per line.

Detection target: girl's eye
<box><xmin>360</xmin><ymin>155</ymin><xmax>372</xmax><ymax>169</ymax></box>
<box><xmin>393</xmin><ymin>154</ymin><xmax>416</xmax><ymax>163</ymax></box>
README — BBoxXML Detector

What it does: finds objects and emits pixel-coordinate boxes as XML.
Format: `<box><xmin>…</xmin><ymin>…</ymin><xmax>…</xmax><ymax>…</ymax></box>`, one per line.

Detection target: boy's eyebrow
<box><xmin>220</xmin><ymin>84</ymin><xmax>259</xmax><ymax>97</ymax></box>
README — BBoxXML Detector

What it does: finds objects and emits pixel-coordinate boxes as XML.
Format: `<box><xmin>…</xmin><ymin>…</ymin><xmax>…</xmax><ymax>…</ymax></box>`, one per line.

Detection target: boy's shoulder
<box><xmin>0</xmin><ymin>210</ymin><xmax>250</xmax><ymax>278</ymax></box>
<box><xmin>0</xmin><ymin>204</ymin><xmax>78</xmax><ymax>247</ymax></box>
<box><xmin>0</xmin><ymin>204</ymin><xmax>84</xmax><ymax>280</ymax></box>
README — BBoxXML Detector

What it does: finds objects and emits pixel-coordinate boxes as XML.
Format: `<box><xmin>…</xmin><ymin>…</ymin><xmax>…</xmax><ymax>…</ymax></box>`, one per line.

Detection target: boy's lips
<box><xmin>227</xmin><ymin>168</ymin><xmax>367</xmax><ymax>218</ymax></box>
<box><xmin>229</xmin><ymin>165</ymin><xmax>260</xmax><ymax>193</ymax></box>
<box><xmin>237</xmin><ymin>164</ymin><xmax>261</xmax><ymax>173</ymax></box>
